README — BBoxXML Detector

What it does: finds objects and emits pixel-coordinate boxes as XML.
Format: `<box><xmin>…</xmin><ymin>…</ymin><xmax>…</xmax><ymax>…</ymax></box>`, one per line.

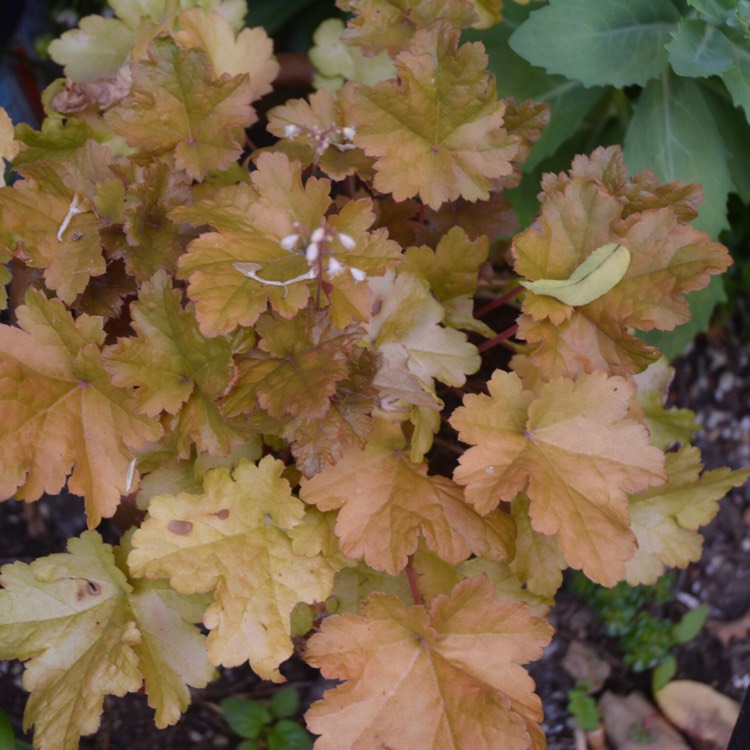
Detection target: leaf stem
<box><xmin>477</xmin><ymin>324</ymin><xmax>518</xmax><ymax>354</ymax></box>
<box><xmin>405</xmin><ymin>562</ymin><xmax>424</xmax><ymax>606</ymax></box>
<box><xmin>474</xmin><ymin>285</ymin><xmax>523</xmax><ymax>318</ymax></box>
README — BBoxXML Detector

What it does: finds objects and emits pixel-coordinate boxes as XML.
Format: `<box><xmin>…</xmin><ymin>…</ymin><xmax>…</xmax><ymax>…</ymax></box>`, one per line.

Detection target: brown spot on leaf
<box><xmin>76</xmin><ymin>579</ymin><xmax>102</xmax><ymax>600</ymax></box>
<box><xmin>167</xmin><ymin>519</ymin><xmax>193</xmax><ymax>535</ymax></box>
<box><xmin>215</xmin><ymin>509</ymin><xmax>229</xmax><ymax>520</ymax></box>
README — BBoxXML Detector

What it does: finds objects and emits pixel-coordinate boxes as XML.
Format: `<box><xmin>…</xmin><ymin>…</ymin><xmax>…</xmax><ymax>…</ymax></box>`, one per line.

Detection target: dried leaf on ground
<box><xmin>655</xmin><ymin>680</ymin><xmax>739</xmax><ymax>749</ymax></box>
<box><xmin>598</xmin><ymin>691</ymin><xmax>689</xmax><ymax>750</ymax></box>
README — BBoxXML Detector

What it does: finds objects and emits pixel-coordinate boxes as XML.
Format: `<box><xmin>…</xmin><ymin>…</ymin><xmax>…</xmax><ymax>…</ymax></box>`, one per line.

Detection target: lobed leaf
<box><xmin>105</xmin><ymin>38</ymin><xmax>256</xmax><ymax>181</ymax></box>
<box><xmin>0</xmin><ymin>531</ymin><xmax>212</xmax><ymax>750</ymax></box>
<box><xmin>305</xmin><ymin>576</ymin><xmax>553</xmax><ymax>750</ymax></box>
<box><xmin>300</xmin><ymin>421</ymin><xmax>515</xmax><ymax>575</ymax></box>
<box><xmin>450</xmin><ymin>370</ymin><xmax>666</xmax><ymax>585</ymax></box>
<box><xmin>348</xmin><ymin>21</ymin><xmax>519</xmax><ymax>209</ymax></box>
<box><xmin>129</xmin><ymin>457</ymin><xmax>335</xmax><ymax>681</ymax></box>
<box><xmin>0</xmin><ymin>291</ymin><xmax>161</xmax><ymax>526</ymax></box>
<box><xmin>626</xmin><ymin>446</ymin><xmax>750</xmax><ymax>585</ymax></box>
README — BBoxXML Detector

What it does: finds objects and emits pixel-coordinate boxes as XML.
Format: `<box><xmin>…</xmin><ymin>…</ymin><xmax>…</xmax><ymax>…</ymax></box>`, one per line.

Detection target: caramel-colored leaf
<box><xmin>105</xmin><ymin>38</ymin><xmax>256</xmax><ymax>180</ymax></box>
<box><xmin>513</xmin><ymin>147</ymin><xmax>731</xmax><ymax>378</ymax></box>
<box><xmin>103</xmin><ymin>270</ymin><xmax>247</xmax><ymax>457</ymax></box>
<box><xmin>0</xmin><ymin>290</ymin><xmax>161</xmax><ymax>526</ymax></box>
<box><xmin>175</xmin><ymin>9</ymin><xmax>279</xmax><ymax>96</ymax></box>
<box><xmin>450</xmin><ymin>370</ymin><xmax>666</xmax><ymax>585</ymax></box>
<box><xmin>305</xmin><ymin>576</ymin><xmax>553</xmax><ymax>750</ymax></box>
<box><xmin>300</xmin><ymin>421</ymin><xmax>515</xmax><ymax>575</ymax></box>
<box><xmin>626</xmin><ymin>446</ymin><xmax>749</xmax><ymax>585</ymax></box>
<box><xmin>349</xmin><ymin>22</ymin><xmax>518</xmax><ymax>209</ymax></box>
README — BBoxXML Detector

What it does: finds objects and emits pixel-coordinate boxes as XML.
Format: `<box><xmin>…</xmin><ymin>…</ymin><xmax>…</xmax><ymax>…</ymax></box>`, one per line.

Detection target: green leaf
<box><xmin>267</xmin><ymin>720</ymin><xmax>313</xmax><ymax>750</ymax></box>
<box><xmin>687</xmin><ymin>0</ymin><xmax>738</xmax><ymax>18</ymax></box>
<box><xmin>221</xmin><ymin>697</ymin><xmax>271</xmax><ymax>739</ymax></box>
<box><xmin>237</xmin><ymin>740</ymin><xmax>262</xmax><ymax>750</ymax></box>
<box><xmin>520</xmin><ymin>243</ymin><xmax>631</xmax><ymax>306</ymax></box>
<box><xmin>651</xmin><ymin>654</ymin><xmax>678</xmax><ymax>692</ymax></box>
<box><xmin>624</xmin><ymin>74</ymin><xmax>731</xmax><ymax>239</ymax></box>
<box><xmin>673</xmin><ymin>604</ymin><xmax>709</xmax><ymax>644</ymax></box>
<box><xmin>566</xmin><ymin>683</ymin><xmax>600</xmax><ymax>732</ymax></box>
<box><xmin>509</xmin><ymin>0</ymin><xmax>680</xmax><ymax>88</ymax></box>
<box><xmin>719</xmin><ymin>26</ymin><xmax>750</xmax><ymax>118</ymax></box>
<box><xmin>270</xmin><ymin>688</ymin><xmax>300</xmax><ymax>719</ymax></box>
<box><xmin>466</xmin><ymin>8</ymin><xmax>605</xmax><ymax>170</ymax></box>
<box><xmin>0</xmin><ymin>709</ymin><xmax>15</xmax><ymax>750</ymax></box>
<box><xmin>701</xmin><ymin>83</ymin><xmax>750</xmax><ymax>202</ymax></box>
<box><xmin>667</xmin><ymin>19</ymin><xmax>734</xmax><ymax>76</ymax></box>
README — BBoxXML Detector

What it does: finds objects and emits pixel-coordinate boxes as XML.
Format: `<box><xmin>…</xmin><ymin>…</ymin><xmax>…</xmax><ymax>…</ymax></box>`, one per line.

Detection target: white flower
<box><xmin>327</xmin><ymin>257</ymin><xmax>345</xmax><ymax>276</ymax></box>
<box><xmin>342</xmin><ymin>126</ymin><xmax>356</xmax><ymax>141</ymax></box>
<box><xmin>310</xmin><ymin>226</ymin><xmax>326</xmax><ymax>243</ymax></box>
<box><xmin>349</xmin><ymin>266</ymin><xmax>366</xmax><ymax>282</ymax></box>
<box><xmin>306</xmin><ymin>242</ymin><xmax>320</xmax><ymax>263</ymax></box>
<box><xmin>280</xmin><ymin>233</ymin><xmax>300</xmax><ymax>251</ymax></box>
<box><xmin>284</xmin><ymin>124</ymin><xmax>300</xmax><ymax>138</ymax></box>
<box><xmin>337</xmin><ymin>232</ymin><xmax>356</xmax><ymax>250</ymax></box>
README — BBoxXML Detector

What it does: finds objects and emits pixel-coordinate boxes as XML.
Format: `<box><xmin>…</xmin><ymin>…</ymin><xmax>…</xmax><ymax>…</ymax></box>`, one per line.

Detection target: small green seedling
<box><xmin>571</xmin><ymin>573</ymin><xmax>709</xmax><ymax>692</ymax></box>
<box><xmin>566</xmin><ymin>680</ymin><xmax>601</xmax><ymax>732</ymax></box>
<box><xmin>221</xmin><ymin>688</ymin><xmax>312</xmax><ymax>750</ymax></box>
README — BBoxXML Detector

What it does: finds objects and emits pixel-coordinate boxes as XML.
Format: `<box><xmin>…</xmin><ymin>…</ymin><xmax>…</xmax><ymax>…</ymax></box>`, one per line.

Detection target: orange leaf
<box><xmin>305</xmin><ymin>575</ymin><xmax>553</xmax><ymax>750</ymax></box>
<box><xmin>349</xmin><ymin>22</ymin><xmax>518</xmax><ymax>209</ymax></box>
<box><xmin>450</xmin><ymin>370</ymin><xmax>666</xmax><ymax>585</ymax></box>
<box><xmin>105</xmin><ymin>38</ymin><xmax>256</xmax><ymax>181</ymax></box>
<box><xmin>0</xmin><ymin>290</ymin><xmax>161</xmax><ymax>526</ymax></box>
<box><xmin>300</xmin><ymin>421</ymin><xmax>515</xmax><ymax>574</ymax></box>
<box><xmin>513</xmin><ymin>147</ymin><xmax>731</xmax><ymax>378</ymax></box>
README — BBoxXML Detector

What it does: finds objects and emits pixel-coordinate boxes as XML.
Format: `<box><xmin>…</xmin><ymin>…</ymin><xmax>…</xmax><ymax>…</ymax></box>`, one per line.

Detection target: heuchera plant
<box><xmin>0</xmin><ymin>2</ymin><xmax>748</xmax><ymax>749</ymax></box>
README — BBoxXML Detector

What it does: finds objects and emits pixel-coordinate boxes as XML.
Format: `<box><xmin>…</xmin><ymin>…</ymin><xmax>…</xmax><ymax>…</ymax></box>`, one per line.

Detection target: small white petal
<box><xmin>306</xmin><ymin>242</ymin><xmax>320</xmax><ymax>263</ymax></box>
<box><xmin>337</xmin><ymin>232</ymin><xmax>356</xmax><ymax>250</ymax></box>
<box><xmin>284</xmin><ymin>124</ymin><xmax>300</xmax><ymax>138</ymax></box>
<box><xmin>328</xmin><ymin>257</ymin><xmax>344</xmax><ymax>276</ymax></box>
<box><xmin>280</xmin><ymin>233</ymin><xmax>300</xmax><ymax>250</ymax></box>
<box><xmin>125</xmin><ymin>458</ymin><xmax>137</xmax><ymax>493</ymax></box>
<box><xmin>310</xmin><ymin>226</ymin><xmax>326</xmax><ymax>243</ymax></box>
<box><xmin>349</xmin><ymin>266</ymin><xmax>366</xmax><ymax>282</ymax></box>
<box><xmin>342</xmin><ymin>126</ymin><xmax>356</xmax><ymax>141</ymax></box>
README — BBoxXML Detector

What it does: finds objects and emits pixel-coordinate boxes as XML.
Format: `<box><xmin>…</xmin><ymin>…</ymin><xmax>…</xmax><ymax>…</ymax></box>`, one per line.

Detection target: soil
<box><xmin>1</xmin><ymin>295</ymin><xmax>750</xmax><ymax>750</ymax></box>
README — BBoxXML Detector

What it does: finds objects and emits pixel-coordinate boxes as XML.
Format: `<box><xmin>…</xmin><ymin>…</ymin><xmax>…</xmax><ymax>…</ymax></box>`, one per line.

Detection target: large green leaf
<box><xmin>509</xmin><ymin>0</ymin><xmax>680</xmax><ymax>88</ymax></box>
<box><xmin>667</xmin><ymin>18</ymin><xmax>734</xmax><ymax>76</ymax></box>
<box><xmin>624</xmin><ymin>74</ymin><xmax>731</xmax><ymax>239</ymax></box>
<box><xmin>466</xmin><ymin>6</ymin><xmax>604</xmax><ymax>170</ymax></box>
<box><xmin>720</xmin><ymin>26</ymin><xmax>750</xmax><ymax>117</ymax></box>
<box><xmin>625</xmin><ymin>74</ymin><xmax>731</xmax><ymax>357</ymax></box>
<box><xmin>701</xmin><ymin>81</ymin><xmax>750</xmax><ymax>202</ymax></box>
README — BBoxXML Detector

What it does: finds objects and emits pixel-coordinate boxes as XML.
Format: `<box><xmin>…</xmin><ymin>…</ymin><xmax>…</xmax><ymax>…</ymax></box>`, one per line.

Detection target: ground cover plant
<box><xmin>0</xmin><ymin>1</ymin><xmax>749</xmax><ymax>749</ymax></box>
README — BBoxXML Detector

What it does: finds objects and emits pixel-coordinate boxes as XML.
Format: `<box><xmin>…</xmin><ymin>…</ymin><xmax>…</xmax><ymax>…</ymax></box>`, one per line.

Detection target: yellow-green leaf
<box><xmin>0</xmin><ymin>531</ymin><xmax>212</xmax><ymax>750</ymax></box>
<box><xmin>129</xmin><ymin>457</ymin><xmax>335</xmax><ymax>681</ymax></box>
